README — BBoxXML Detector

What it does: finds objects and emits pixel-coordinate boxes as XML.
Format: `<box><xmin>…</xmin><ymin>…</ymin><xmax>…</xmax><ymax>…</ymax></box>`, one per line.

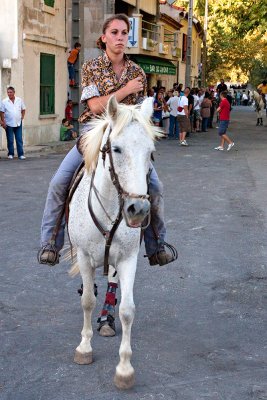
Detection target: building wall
<box><xmin>179</xmin><ymin>19</ymin><xmax>202</xmax><ymax>87</ymax></box>
<box><xmin>0</xmin><ymin>0</ymin><xmax>69</xmax><ymax>150</ymax></box>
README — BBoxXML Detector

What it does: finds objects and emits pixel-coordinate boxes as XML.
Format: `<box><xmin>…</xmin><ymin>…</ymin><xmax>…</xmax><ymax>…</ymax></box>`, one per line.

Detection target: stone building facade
<box><xmin>0</xmin><ymin>0</ymin><xmax>71</xmax><ymax>149</ymax></box>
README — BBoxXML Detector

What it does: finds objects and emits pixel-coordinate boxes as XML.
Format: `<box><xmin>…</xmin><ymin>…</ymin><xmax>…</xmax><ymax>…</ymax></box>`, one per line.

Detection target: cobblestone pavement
<box><xmin>0</xmin><ymin>106</ymin><xmax>266</xmax><ymax>400</ymax></box>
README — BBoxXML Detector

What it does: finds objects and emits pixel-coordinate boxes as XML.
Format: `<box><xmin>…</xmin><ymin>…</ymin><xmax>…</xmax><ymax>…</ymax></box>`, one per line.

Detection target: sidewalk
<box><xmin>0</xmin><ymin>139</ymin><xmax>75</xmax><ymax>159</ymax></box>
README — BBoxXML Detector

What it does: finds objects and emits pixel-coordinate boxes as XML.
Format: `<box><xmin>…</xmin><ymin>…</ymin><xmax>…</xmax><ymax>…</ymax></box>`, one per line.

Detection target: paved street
<box><xmin>0</xmin><ymin>106</ymin><xmax>267</xmax><ymax>400</ymax></box>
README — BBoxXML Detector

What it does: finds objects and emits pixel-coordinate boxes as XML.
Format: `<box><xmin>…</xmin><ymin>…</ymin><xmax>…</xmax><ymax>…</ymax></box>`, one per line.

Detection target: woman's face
<box><xmin>101</xmin><ymin>19</ymin><xmax>129</xmax><ymax>56</ymax></box>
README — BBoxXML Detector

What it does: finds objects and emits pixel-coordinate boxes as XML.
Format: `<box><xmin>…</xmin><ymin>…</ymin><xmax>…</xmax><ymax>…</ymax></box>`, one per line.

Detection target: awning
<box><xmin>131</xmin><ymin>56</ymin><xmax>177</xmax><ymax>75</ymax></box>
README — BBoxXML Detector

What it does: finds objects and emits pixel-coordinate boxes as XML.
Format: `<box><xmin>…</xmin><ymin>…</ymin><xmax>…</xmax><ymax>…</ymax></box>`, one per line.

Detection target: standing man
<box><xmin>177</xmin><ymin>87</ymin><xmax>191</xmax><ymax>146</ymax></box>
<box><xmin>0</xmin><ymin>87</ymin><xmax>26</xmax><ymax>160</ymax></box>
<box><xmin>167</xmin><ymin>90</ymin><xmax>179</xmax><ymax>139</ymax></box>
<box><xmin>214</xmin><ymin>91</ymin><xmax>234</xmax><ymax>151</ymax></box>
<box><xmin>217</xmin><ymin>79</ymin><xmax>227</xmax><ymax>94</ymax></box>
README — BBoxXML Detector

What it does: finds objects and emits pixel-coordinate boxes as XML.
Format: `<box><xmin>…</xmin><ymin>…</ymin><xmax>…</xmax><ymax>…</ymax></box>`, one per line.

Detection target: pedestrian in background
<box><xmin>242</xmin><ymin>91</ymin><xmax>248</xmax><ymax>106</ymax></box>
<box><xmin>201</xmin><ymin>92</ymin><xmax>211</xmax><ymax>132</ymax></box>
<box><xmin>153</xmin><ymin>91</ymin><xmax>164</xmax><ymax>127</ymax></box>
<box><xmin>214</xmin><ymin>91</ymin><xmax>234</xmax><ymax>151</ymax></box>
<box><xmin>208</xmin><ymin>91</ymin><xmax>216</xmax><ymax>128</ymax></box>
<box><xmin>217</xmin><ymin>78</ymin><xmax>227</xmax><ymax>93</ymax></box>
<box><xmin>167</xmin><ymin>90</ymin><xmax>179</xmax><ymax>139</ymax></box>
<box><xmin>67</xmin><ymin>42</ymin><xmax>81</xmax><ymax>87</ymax></box>
<box><xmin>65</xmin><ymin>99</ymin><xmax>73</xmax><ymax>122</ymax></box>
<box><xmin>0</xmin><ymin>86</ymin><xmax>26</xmax><ymax>160</ymax></box>
<box><xmin>60</xmin><ymin>118</ymin><xmax>77</xmax><ymax>141</ymax></box>
<box><xmin>177</xmin><ymin>87</ymin><xmax>191</xmax><ymax>146</ymax></box>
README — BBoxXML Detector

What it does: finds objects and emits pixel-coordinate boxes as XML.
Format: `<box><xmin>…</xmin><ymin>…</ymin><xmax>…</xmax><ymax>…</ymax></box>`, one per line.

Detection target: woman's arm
<box><xmin>87</xmin><ymin>77</ymin><xmax>144</xmax><ymax>115</ymax></box>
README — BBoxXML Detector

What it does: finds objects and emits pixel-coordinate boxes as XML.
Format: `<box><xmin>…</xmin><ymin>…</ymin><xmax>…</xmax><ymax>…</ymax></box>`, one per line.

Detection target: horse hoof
<box><xmin>99</xmin><ymin>323</ymin><xmax>116</xmax><ymax>337</ymax></box>
<box><xmin>114</xmin><ymin>371</ymin><xmax>135</xmax><ymax>389</ymax></box>
<box><xmin>74</xmin><ymin>350</ymin><xmax>93</xmax><ymax>365</ymax></box>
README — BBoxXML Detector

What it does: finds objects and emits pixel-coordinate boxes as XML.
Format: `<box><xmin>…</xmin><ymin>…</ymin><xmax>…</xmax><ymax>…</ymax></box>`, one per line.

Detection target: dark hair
<box><xmin>74</xmin><ymin>42</ymin><xmax>81</xmax><ymax>48</ymax></box>
<box><xmin>204</xmin><ymin>91</ymin><xmax>210</xmax><ymax>98</ymax></box>
<box><xmin>62</xmin><ymin>118</ymin><xmax>68</xmax><ymax>124</ymax></box>
<box><xmin>96</xmin><ymin>14</ymin><xmax>130</xmax><ymax>50</ymax></box>
<box><xmin>220</xmin><ymin>91</ymin><xmax>227</xmax><ymax>98</ymax></box>
<box><xmin>263</xmin><ymin>80</ymin><xmax>267</xmax><ymax>85</ymax></box>
<box><xmin>7</xmin><ymin>86</ymin><xmax>15</xmax><ymax>92</ymax></box>
<box><xmin>66</xmin><ymin>99</ymin><xmax>72</xmax><ymax>104</ymax></box>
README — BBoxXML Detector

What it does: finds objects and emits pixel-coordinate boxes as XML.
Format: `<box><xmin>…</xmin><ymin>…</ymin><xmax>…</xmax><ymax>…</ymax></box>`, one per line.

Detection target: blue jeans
<box><xmin>67</xmin><ymin>62</ymin><xmax>75</xmax><ymax>80</ymax></box>
<box><xmin>202</xmin><ymin>117</ymin><xmax>209</xmax><ymax>131</ymax></box>
<box><xmin>6</xmin><ymin>124</ymin><xmax>24</xmax><ymax>157</ymax></box>
<box><xmin>168</xmin><ymin>115</ymin><xmax>179</xmax><ymax>138</ymax></box>
<box><xmin>41</xmin><ymin>145</ymin><xmax>167</xmax><ymax>257</ymax></box>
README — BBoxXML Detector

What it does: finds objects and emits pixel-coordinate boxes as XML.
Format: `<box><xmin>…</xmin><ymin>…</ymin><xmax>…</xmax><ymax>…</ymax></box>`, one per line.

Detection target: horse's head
<box><xmin>104</xmin><ymin>96</ymin><xmax>159</xmax><ymax>228</ymax></box>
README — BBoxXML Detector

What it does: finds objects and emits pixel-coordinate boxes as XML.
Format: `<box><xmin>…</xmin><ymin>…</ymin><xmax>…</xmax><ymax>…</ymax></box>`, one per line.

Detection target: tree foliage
<box><xmin>193</xmin><ymin>0</ymin><xmax>267</xmax><ymax>85</ymax></box>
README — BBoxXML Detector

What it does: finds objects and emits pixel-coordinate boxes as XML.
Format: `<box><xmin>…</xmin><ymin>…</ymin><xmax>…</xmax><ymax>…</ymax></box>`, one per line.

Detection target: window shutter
<box><xmin>44</xmin><ymin>0</ymin><xmax>55</xmax><ymax>7</ymax></box>
<box><xmin>40</xmin><ymin>53</ymin><xmax>55</xmax><ymax>115</ymax></box>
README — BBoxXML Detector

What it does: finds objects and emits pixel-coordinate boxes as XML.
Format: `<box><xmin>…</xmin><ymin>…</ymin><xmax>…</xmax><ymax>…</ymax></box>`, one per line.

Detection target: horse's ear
<box><xmin>140</xmin><ymin>97</ymin><xmax>154</xmax><ymax>119</ymax></box>
<box><xmin>107</xmin><ymin>95</ymin><xmax>118</xmax><ymax>121</ymax></box>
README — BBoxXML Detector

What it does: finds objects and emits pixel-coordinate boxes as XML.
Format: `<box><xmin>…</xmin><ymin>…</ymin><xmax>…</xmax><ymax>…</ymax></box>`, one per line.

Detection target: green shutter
<box><xmin>44</xmin><ymin>0</ymin><xmax>55</xmax><ymax>7</ymax></box>
<box><xmin>40</xmin><ymin>53</ymin><xmax>55</xmax><ymax>115</ymax></box>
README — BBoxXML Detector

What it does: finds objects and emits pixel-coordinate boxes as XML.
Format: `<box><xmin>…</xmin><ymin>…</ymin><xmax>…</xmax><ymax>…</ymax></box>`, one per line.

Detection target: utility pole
<box><xmin>185</xmin><ymin>0</ymin><xmax>193</xmax><ymax>88</ymax></box>
<box><xmin>201</xmin><ymin>0</ymin><xmax>208</xmax><ymax>87</ymax></box>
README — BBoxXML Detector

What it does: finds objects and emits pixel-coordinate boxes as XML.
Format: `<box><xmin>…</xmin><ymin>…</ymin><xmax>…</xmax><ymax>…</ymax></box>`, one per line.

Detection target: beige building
<box><xmin>0</xmin><ymin>0</ymin><xmax>71</xmax><ymax>150</ymax></box>
<box><xmin>178</xmin><ymin>14</ymin><xmax>203</xmax><ymax>88</ymax></box>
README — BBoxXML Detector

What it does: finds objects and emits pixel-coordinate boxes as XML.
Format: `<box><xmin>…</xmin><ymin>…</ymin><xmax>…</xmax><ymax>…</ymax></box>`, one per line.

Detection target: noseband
<box><xmin>88</xmin><ymin>128</ymin><xmax>149</xmax><ymax>275</ymax></box>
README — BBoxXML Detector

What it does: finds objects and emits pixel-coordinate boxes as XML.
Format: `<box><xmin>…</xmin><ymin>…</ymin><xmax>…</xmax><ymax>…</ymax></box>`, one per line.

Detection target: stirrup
<box><xmin>37</xmin><ymin>243</ymin><xmax>60</xmax><ymax>266</ymax></box>
<box><xmin>147</xmin><ymin>241</ymin><xmax>178</xmax><ymax>266</ymax></box>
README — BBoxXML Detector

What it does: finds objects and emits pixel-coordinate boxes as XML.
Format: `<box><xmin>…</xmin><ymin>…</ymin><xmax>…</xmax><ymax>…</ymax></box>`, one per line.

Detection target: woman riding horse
<box><xmin>38</xmin><ymin>14</ymin><xmax>176</xmax><ymax>335</ymax></box>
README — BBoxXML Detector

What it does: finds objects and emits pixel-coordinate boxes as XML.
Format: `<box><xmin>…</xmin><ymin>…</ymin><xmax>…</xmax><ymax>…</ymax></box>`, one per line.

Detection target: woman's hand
<box><xmin>125</xmin><ymin>77</ymin><xmax>144</xmax><ymax>95</ymax></box>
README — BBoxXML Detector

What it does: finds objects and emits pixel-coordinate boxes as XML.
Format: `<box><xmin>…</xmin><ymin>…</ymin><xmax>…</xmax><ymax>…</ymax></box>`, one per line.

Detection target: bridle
<box><xmin>88</xmin><ymin>127</ymin><xmax>150</xmax><ymax>275</ymax></box>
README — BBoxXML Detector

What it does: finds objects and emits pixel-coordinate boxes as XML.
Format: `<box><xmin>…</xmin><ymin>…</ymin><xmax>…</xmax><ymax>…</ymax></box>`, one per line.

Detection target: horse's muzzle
<box><xmin>123</xmin><ymin>198</ymin><xmax>150</xmax><ymax>228</ymax></box>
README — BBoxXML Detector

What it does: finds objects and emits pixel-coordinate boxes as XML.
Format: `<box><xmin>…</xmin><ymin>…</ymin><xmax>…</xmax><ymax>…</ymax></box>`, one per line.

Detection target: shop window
<box><xmin>182</xmin><ymin>33</ymin><xmax>187</xmax><ymax>62</ymax></box>
<box><xmin>40</xmin><ymin>53</ymin><xmax>55</xmax><ymax>115</ymax></box>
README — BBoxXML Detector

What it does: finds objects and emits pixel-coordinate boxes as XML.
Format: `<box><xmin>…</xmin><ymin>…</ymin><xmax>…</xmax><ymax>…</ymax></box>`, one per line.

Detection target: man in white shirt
<box><xmin>177</xmin><ymin>87</ymin><xmax>191</xmax><ymax>146</ymax></box>
<box><xmin>167</xmin><ymin>91</ymin><xmax>179</xmax><ymax>139</ymax></box>
<box><xmin>0</xmin><ymin>86</ymin><xmax>26</xmax><ymax>159</ymax></box>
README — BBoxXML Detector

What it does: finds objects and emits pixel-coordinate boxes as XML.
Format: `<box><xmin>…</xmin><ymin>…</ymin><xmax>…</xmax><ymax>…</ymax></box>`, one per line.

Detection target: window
<box><xmin>40</xmin><ymin>53</ymin><xmax>55</xmax><ymax>115</ymax></box>
<box><xmin>44</xmin><ymin>0</ymin><xmax>55</xmax><ymax>6</ymax></box>
<box><xmin>182</xmin><ymin>33</ymin><xmax>187</xmax><ymax>62</ymax></box>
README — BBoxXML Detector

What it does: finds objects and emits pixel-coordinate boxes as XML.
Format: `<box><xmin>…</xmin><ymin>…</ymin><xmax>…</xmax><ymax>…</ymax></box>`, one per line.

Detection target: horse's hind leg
<box><xmin>74</xmin><ymin>250</ymin><xmax>96</xmax><ymax>365</ymax></box>
<box><xmin>114</xmin><ymin>256</ymin><xmax>137</xmax><ymax>389</ymax></box>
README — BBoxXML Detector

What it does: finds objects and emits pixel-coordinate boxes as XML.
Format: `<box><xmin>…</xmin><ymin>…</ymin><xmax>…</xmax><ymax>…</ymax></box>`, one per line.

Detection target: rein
<box><xmin>88</xmin><ymin>128</ymin><xmax>149</xmax><ymax>275</ymax></box>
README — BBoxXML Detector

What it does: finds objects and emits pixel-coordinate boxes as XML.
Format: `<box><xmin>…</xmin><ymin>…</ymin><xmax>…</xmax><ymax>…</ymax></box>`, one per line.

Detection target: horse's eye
<box><xmin>113</xmin><ymin>147</ymin><xmax>121</xmax><ymax>154</ymax></box>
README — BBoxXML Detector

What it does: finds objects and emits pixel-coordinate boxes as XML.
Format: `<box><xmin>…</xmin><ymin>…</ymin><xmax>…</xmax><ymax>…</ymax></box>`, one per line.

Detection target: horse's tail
<box><xmin>62</xmin><ymin>247</ymin><xmax>80</xmax><ymax>276</ymax></box>
<box><xmin>69</xmin><ymin>262</ymin><xmax>80</xmax><ymax>277</ymax></box>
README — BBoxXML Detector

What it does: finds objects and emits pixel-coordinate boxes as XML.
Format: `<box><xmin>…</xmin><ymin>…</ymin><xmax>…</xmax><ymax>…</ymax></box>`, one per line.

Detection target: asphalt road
<box><xmin>0</xmin><ymin>106</ymin><xmax>267</xmax><ymax>400</ymax></box>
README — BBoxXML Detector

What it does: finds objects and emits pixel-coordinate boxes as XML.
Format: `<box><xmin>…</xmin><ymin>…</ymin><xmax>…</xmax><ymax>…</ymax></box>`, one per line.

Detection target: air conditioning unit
<box><xmin>159</xmin><ymin>43</ymin><xmax>168</xmax><ymax>55</ymax></box>
<box><xmin>142</xmin><ymin>38</ymin><xmax>155</xmax><ymax>51</ymax></box>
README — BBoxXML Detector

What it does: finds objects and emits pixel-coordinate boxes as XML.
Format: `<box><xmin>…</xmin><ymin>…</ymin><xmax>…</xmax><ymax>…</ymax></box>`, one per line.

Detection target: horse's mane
<box><xmin>80</xmin><ymin>102</ymin><xmax>161</xmax><ymax>171</ymax></box>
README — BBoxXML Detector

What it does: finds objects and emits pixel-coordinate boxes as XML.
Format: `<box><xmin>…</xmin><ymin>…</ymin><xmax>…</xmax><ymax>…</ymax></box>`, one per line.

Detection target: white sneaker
<box><xmin>227</xmin><ymin>142</ymin><xmax>235</xmax><ymax>151</ymax></box>
<box><xmin>8</xmin><ymin>155</ymin><xmax>14</xmax><ymax>159</ymax></box>
<box><xmin>214</xmin><ymin>146</ymin><xmax>224</xmax><ymax>151</ymax></box>
<box><xmin>19</xmin><ymin>155</ymin><xmax>26</xmax><ymax>160</ymax></box>
<box><xmin>181</xmin><ymin>140</ymin><xmax>188</xmax><ymax>146</ymax></box>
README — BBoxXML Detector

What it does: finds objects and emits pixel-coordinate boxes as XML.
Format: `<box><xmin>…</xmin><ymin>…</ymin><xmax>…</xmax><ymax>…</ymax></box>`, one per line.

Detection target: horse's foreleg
<box><xmin>114</xmin><ymin>256</ymin><xmax>137</xmax><ymax>389</ymax></box>
<box><xmin>74</xmin><ymin>250</ymin><xmax>96</xmax><ymax>365</ymax></box>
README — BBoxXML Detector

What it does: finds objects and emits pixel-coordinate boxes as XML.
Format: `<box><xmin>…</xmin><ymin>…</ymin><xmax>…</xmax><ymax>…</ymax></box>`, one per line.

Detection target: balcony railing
<box><xmin>127</xmin><ymin>15</ymin><xmax>180</xmax><ymax>60</ymax></box>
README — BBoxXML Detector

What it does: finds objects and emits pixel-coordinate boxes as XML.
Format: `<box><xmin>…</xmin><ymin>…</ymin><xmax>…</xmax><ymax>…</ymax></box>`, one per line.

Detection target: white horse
<box><xmin>68</xmin><ymin>96</ymin><xmax>160</xmax><ymax>389</ymax></box>
<box><xmin>252</xmin><ymin>90</ymin><xmax>264</xmax><ymax>126</ymax></box>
